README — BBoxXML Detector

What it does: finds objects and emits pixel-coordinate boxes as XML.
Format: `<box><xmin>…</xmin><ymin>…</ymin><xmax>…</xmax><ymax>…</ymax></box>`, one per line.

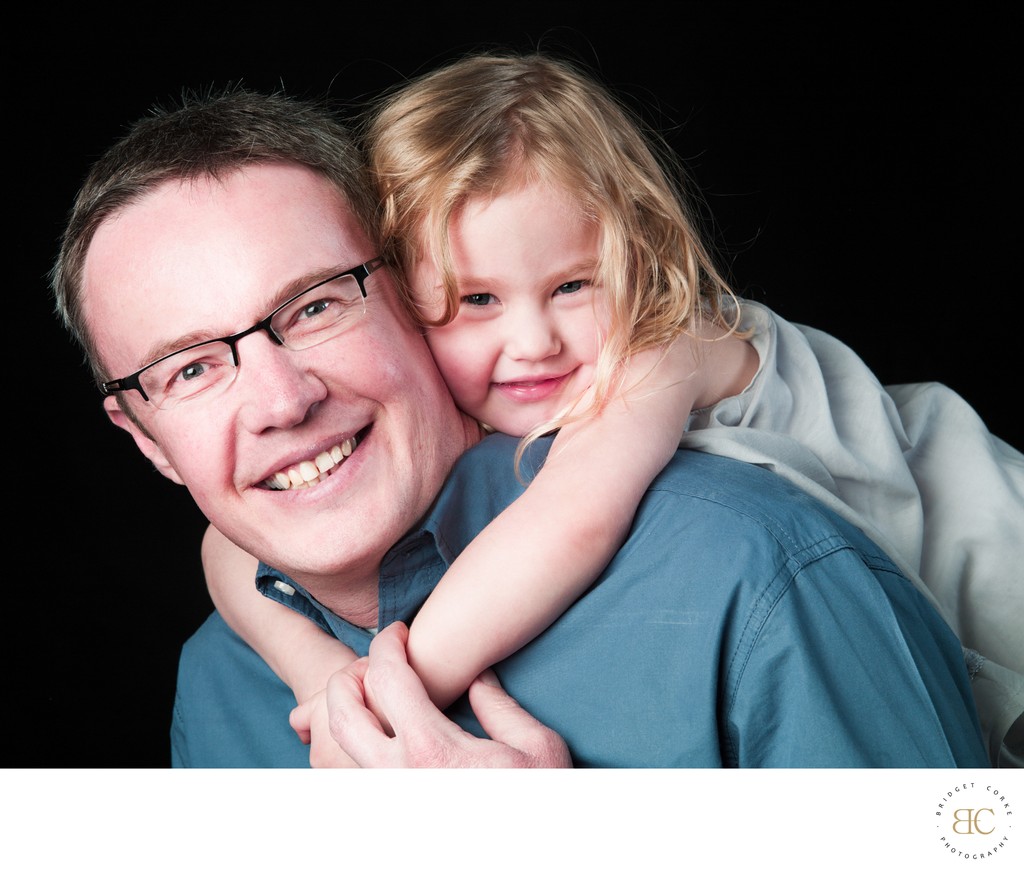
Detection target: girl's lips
<box><xmin>493</xmin><ymin>375</ymin><xmax>568</xmax><ymax>402</ymax></box>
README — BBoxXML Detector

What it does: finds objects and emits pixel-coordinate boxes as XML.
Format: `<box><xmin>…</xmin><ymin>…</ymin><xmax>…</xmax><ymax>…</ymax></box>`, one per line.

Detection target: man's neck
<box><xmin>293</xmin><ymin>412</ymin><xmax>483</xmax><ymax>629</ymax></box>
<box><xmin>297</xmin><ymin>567</ymin><xmax>381</xmax><ymax>629</ymax></box>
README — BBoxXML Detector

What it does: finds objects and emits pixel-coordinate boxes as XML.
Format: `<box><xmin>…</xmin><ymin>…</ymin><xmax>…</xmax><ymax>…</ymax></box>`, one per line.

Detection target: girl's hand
<box><xmin>289</xmin><ymin>687</ymin><xmax>359</xmax><ymax>769</ymax></box>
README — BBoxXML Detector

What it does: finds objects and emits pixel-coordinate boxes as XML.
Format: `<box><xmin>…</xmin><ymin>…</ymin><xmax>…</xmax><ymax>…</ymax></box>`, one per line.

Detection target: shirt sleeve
<box><xmin>170</xmin><ymin>611</ymin><xmax>313</xmax><ymax>767</ymax></box>
<box><xmin>722</xmin><ymin>540</ymin><xmax>989</xmax><ymax>768</ymax></box>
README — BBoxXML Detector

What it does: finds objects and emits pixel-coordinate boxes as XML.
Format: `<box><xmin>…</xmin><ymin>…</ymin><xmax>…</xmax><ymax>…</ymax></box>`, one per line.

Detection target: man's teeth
<box><xmin>264</xmin><ymin>437</ymin><xmax>356</xmax><ymax>490</ymax></box>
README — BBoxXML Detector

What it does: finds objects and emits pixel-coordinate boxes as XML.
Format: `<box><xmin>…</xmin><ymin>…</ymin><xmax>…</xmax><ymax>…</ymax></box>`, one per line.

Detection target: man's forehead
<box><xmin>82</xmin><ymin>163</ymin><xmax>373</xmax><ymax>372</ymax></box>
<box><xmin>85</xmin><ymin>162</ymin><xmax>368</xmax><ymax>284</ymax></box>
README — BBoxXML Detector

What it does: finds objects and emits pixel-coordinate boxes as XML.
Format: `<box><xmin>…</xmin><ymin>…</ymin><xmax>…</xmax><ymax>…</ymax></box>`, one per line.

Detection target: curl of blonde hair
<box><xmin>362</xmin><ymin>52</ymin><xmax>741</xmax><ymax>456</ymax></box>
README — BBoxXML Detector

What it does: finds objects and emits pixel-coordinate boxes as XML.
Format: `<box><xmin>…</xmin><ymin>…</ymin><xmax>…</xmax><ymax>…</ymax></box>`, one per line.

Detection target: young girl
<box><xmin>205</xmin><ymin>53</ymin><xmax>1023</xmax><ymax>765</ymax></box>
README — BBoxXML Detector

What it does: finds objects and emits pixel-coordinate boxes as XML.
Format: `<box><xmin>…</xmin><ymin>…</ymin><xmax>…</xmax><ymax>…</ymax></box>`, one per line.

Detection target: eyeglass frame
<box><xmin>100</xmin><ymin>257</ymin><xmax>385</xmax><ymax>406</ymax></box>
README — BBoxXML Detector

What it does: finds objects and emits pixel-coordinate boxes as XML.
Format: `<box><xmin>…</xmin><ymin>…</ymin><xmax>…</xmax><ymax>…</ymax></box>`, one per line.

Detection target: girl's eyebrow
<box><xmin>449</xmin><ymin>274</ymin><xmax>499</xmax><ymax>293</ymax></box>
<box><xmin>456</xmin><ymin>256</ymin><xmax>600</xmax><ymax>291</ymax></box>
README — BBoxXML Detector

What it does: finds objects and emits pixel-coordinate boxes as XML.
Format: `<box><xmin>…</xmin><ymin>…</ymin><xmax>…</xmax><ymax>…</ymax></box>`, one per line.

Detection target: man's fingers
<box><xmin>361</xmin><ymin>623</ymin><xmax>460</xmax><ymax>736</ymax></box>
<box><xmin>323</xmin><ymin>658</ymin><xmax>395</xmax><ymax>766</ymax></box>
<box><xmin>468</xmin><ymin>670</ymin><xmax>572</xmax><ymax>767</ymax></box>
<box><xmin>322</xmin><ymin>624</ymin><xmax>571</xmax><ymax>767</ymax></box>
<box><xmin>326</xmin><ymin>630</ymin><xmax>460</xmax><ymax>767</ymax></box>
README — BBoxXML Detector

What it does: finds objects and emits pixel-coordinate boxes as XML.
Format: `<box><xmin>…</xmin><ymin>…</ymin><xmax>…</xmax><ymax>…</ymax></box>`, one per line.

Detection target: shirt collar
<box><xmin>254</xmin><ymin>433</ymin><xmax>551</xmax><ymax>652</ymax></box>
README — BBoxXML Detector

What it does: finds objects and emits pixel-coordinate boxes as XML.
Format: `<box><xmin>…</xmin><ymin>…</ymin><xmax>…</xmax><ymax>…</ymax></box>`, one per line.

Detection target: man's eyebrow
<box><xmin>138</xmin><ymin>265</ymin><xmax>348</xmax><ymax>366</ymax></box>
<box><xmin>261</xmin><ymin>266</ymin><xmax>348</xmax><ymax>311</ymax></box>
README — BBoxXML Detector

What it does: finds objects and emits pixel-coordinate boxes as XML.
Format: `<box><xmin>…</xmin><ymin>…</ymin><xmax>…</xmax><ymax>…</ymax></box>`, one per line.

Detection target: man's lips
<box><xmin>261</xmin><ymin>432</ymin><xmax>362</xmax><ymax>491</ymax></box>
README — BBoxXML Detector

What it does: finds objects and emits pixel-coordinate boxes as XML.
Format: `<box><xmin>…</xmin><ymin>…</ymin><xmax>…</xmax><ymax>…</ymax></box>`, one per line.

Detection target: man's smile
<box><xmin>262</xmin><ymin>430</ymin><xmax>364</xmax><ymax>490</ymax></box>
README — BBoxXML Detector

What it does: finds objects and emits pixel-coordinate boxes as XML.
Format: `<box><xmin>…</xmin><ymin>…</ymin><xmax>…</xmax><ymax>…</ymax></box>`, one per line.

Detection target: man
<box><xmin>53</xmin><ymin>88</ymin><xmax>989</xmax><ymax>767</ymax></box>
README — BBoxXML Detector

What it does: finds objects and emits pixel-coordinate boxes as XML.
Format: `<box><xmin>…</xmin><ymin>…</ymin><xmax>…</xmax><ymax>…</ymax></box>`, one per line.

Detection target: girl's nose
<box><xmin>504</xmin><ymin>308</ymin><xmax>561</xmax><ymax>362</ymax></box>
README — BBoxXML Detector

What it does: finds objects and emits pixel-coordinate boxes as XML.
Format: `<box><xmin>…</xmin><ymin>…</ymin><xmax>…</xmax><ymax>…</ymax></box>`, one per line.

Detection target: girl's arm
<box><xmin>202</xmin><ymin>525</ymin><xmax>358</xmax><ymax>706</ymax></box>
<box><xmin>405</xmin><ymin>328</ymin><xmax>758</xmax><ymax>709</ymax></box>
<box><xmin>203</xmin><ymin>526</ymin><xmax>362</xmax><ymax>766</ymax></box>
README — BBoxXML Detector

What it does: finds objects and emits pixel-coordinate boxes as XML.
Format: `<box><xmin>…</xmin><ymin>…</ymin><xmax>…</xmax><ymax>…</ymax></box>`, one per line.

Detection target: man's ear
<box><xmin>103</xmin><ymin>395</ymin><xmax>185</xmax><ymax>485</ymax></box>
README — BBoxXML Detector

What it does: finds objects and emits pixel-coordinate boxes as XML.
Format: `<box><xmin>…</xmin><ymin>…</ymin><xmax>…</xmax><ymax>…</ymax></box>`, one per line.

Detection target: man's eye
<box><xmin>162</xmin><ymin>355</ymin><xmax>228</xmax><ymax>396</ymax></box>
<box><xmin>555</xmin><ymin>280</ymin><xmax>586</xmax><ymax>295</ymax></box>
<box><xmin>173</xmin><ymin>357</ymin><xmax>229</xmax><ymax>385</ymax></box>
<box><xmin>462</xmin><ymin>293</ymin><xmax>495</xmax><ymax>306</ymax></box>
<box><xmin>299</xmin><ymin>298</ymin><xmax>331</xmax><ymax>319</ymax></box>
<box><xmin>177</xmin><ymin>361</ymin><xmax>209</xmax><ymax>382</ymax></box>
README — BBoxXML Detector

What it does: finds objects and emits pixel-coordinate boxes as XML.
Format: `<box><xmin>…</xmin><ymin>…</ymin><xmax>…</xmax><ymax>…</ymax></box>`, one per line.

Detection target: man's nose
<box><xmin>504</xmin><ymin>307</ymin><xmax>561</xmax><ymax>362</ymax></box>
<box><xmin>233</xmin><ymin>331</ymin><xmax>328</xmax><ymax>432</ymax></box>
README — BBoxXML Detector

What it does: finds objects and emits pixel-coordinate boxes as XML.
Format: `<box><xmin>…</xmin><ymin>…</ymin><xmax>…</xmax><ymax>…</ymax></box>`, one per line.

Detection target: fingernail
<box><xmin>476</xmin><ymin>669</ymin><xmax>501</xmax><ymax>688</ymax></box>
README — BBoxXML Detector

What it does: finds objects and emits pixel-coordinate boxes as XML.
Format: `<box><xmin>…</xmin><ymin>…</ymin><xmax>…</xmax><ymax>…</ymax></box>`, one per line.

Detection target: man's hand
<box><xmin>324</xmin><ymin>622</ymin><xmax>572</xmax><ymax>768</ymax></box>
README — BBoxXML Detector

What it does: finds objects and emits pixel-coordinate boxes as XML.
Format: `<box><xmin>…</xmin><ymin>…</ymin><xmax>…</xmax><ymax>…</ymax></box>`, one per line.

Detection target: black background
<box><xmin>18</xmin><ymin>4</ymin><xmax>1020</xmax><ymax>767</ymax></box>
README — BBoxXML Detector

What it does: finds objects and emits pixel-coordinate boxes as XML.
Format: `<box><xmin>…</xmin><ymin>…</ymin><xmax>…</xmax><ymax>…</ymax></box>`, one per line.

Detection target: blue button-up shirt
<box><xmin>172</xmin><ymin>436</ymin><xmax>988</xmax><ymax>767</ymax></box>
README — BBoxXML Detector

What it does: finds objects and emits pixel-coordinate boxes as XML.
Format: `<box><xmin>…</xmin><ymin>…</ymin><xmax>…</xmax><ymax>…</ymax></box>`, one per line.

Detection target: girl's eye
<box><xmin>462</xmin><ymin>293</ymin><xmax>495</xmax><ymax>306</ymax></box>
<box><xmin>554</xmin><ymin>280</ymin><xmax>586</xmax><ymax>295</ymax></box>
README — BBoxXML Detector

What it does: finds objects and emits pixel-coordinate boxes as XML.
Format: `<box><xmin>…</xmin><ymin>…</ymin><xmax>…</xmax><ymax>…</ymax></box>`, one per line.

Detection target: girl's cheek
<box><xmin>422</xmin><ymin>331</ymin><xmax>464</xmax><ymax>384</ymax></box>
<box><xmin>423</xmin><ymin>324</ymin><xmax>456</xmax><ymax>361</ymax></box>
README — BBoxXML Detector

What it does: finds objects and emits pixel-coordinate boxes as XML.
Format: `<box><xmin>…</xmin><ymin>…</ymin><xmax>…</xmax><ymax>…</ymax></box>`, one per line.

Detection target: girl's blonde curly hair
<box><xmin>362</xmin><ymin>52</ymin><xmax>740</xmax><ymax>450</ymax></box>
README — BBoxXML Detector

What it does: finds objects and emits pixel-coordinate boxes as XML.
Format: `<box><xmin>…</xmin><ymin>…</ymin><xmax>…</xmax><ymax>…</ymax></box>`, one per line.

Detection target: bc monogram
<box><xmin>951</xmin><ymin>808</ymin><xmax>996</xmax><ymax>835</ymax></box>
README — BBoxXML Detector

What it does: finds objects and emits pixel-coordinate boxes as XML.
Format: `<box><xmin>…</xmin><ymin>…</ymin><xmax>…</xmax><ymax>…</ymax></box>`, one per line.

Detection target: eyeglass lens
<box><xmin>141</xmin><ymin>273</ymin><xmax>367</xmax><ymax>408</ymax></box>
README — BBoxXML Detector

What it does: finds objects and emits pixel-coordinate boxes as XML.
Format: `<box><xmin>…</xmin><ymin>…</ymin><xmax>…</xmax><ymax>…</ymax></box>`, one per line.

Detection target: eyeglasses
<box><xmin>101</xmin><ymin>258</ymin><xmax>384</xmax><ymax>410</ymax></box>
